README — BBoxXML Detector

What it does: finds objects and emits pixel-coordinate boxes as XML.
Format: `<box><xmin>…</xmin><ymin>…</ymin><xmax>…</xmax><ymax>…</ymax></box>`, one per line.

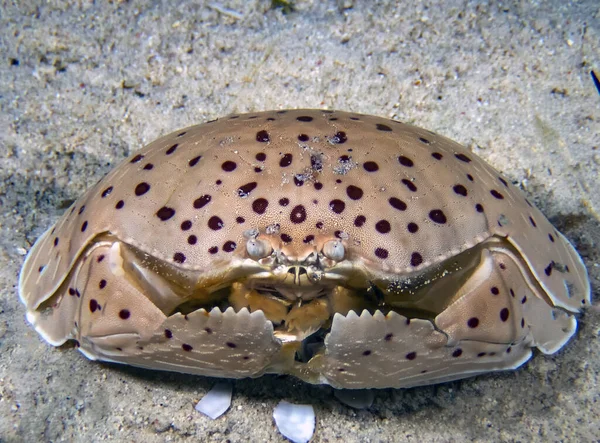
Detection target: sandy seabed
<box><xmin>1</xmin><ymin>1</ymin><xmax>599</xmax><ymax>441</ymax></box>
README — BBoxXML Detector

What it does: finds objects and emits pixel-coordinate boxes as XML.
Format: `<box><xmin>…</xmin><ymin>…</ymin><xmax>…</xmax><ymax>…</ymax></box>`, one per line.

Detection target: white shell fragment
<box><xmin>194</xmin><ymin>382</ymin><xmax>233</xmax><ymax>420</ymax></box>
<box><xmin>273</xmin><ymin>401</ymin><xmax>315</xmax><ymax>443</ymax></box>
<box><xmin>18</xmin><ymin>109</ymin><xmax>591</xmax><ymax>389</ymax></box>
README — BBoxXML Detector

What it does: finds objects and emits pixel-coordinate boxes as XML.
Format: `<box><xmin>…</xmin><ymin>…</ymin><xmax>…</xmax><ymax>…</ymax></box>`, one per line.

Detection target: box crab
<box><xmin>19</xmin><ymin>109</ymin><xmax>590</xmax><ymax>389</ymax></box>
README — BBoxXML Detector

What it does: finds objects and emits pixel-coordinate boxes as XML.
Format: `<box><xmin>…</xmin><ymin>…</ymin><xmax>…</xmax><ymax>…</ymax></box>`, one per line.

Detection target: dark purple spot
<box><xmin>376</xmin><ymin>123</ymin><xmax>392</xmax><ymax>132</ymax></box>
<box><xmin>290</xmin><ymin>205</ymin><xmax>307</xmax><ymax>224</ymax></box>
<box><xmin>429</xmin><ymin>209</ymin><xmax>447</xmax><ymax>224</ymax></box>
<box><xmin>204</xmin><ymin>327</ymin><xmax>213</xmax><ymax>334</ymax></box>
<box><xmin>375</xmin><ymin>248</ymin><xmax>389</xmax><ymax>259</ymax></box>
<box><xmin>407</xmin><ymin>222</ymin><xmax>419</xmax><ymax>233</ymax></box>
<box><xmin>491</xmin><ymin>287</ymin><xmax>499</xmax><ymax>295</ymax></box>
<box><xmin>521</xmin><ymin>318</ymin><xmax>525</xmax><ymax>328</ymax></box>
<box><xmin>418</xmin><ymin>137</ymin><xmax>430</xmax><ymax>144</ymax></box>
<box><xmin>452</xmin><ymin>348</ymin><xmax>463</xmax><ymax>358</ymax></box>
<box><xmin>177</xmin><ymin>131</ymin><xmax>186</xmax><ymax>137</ymax></box>
<box><xmin>89</xmin><ymin>299</ymin><xmax>98</xmax><ymax>313</ymax></box>
<box><xmin>280</xmin><ymin>153</ymin><xmax>293</xmax><ymax>167</ymax></box>
<box><xmin>389</xmin><ymin>197</ymin><xmax>407</xmax><ymax>211</ymax></box>
<box><xmin>500</xmin><ymin>308</ymin><xmax>510</xmax><ymax>322</ymax></box>
<box><xmin>499</xmin><ymin>176</ymin><xmax>508</xmax><ymax>187</ymax></box>
<box><xmin>97</xmin><ymin>255</ymin><xmax>105</xmax><ymax>262</ymax></box>
<box><xmin>115</xmin><ymin>200</ymin><xmax>125</xmax><ymax>209</ymax></box>
<box><xmin>331</xmin><ymin>131</ymin><xmax>347</xmax><ymax>144</ymax></box>
<box><xmin>431</xmin><ymin>152</ymin><xmax>443</xmax><ymax>160</ymax></box>
<box><xmin>54</xmin><ymin>237</ymin><xmax>59</xmax><ymax>247</ymax></box>
<box><xmin>78</xmin><ymin>205</ymin><xmax>85</xmax><ymax>215</ymax></box>
<box><xmin>402</xmin><ymin>179</ymin><xmax>417</xmax><ymax>192</ymax></box>
<box><xmin>455</xmin><ymin>153</ymin><xmax>472</xmax><ymax>163</ymax></box>
<box><xmin>467</xmin><ymin>174</ymin><xmax>474</xmax><ymax>182</ymax></box>
<box><xmin>156</xmin><ymin>207</ymin><xmax>175</xmax><ymax>221</ymax></box>
<box><xmin>166</xmin><ymin>143</ymin><xmax>178</xmax><ymax>155</ymax></box>
<box><xmin>316</xmin><ymin>221</ymin><xmax>324</xmax><ymax>229</ymax></box>
<box><xmin>398</xmin><ymin>155</ymin><xmax>414</xmax><ymax>167</ymax></box>
<box><xmin>521</xmin><ymin>296</ymin><xmax>527</xmax><ymax>304</ymax></box>
<box><xmin>544</xmin><ymin>262</ymin><xmax>553</xmax><ymax>276</ymax></box>
<box><xmin>310</xmin><ymin>155</ymin><xmax>323</xmax><ymax>171</ymax></box>
<box><xmin>329</xmin><ymin>199</ymin><xmax>345</xmax><ymax>214</ymax></box>
<box><xmin>314</xmin><ymin>182</ymin><xmax>323</xmax><ymax>190</ymax></box>
<box><xmin>362</xmin><ymin>350</ymin><xmax>372</xmax><ymax>356</ymax></box>
<box><xmin>280</xmin><ymin>233</ymin><xmax>292</xmax><ymax>243</ymax></box>
<box><xmin>130</xmin><ymin>154</ymin><xmax>144</xmax><ymax>163</ymax></box>
<box><xmin>223</xmin><ymin>241</ymin><xmax>236</xmax><ymax>252</ymax></box>
<box><xmin>548</xmin><ymin>233</ymin><xmax>555</xmax><ymax>242</ymax></box>
<box><xmin>363</xmin><ymin>161</ymin><xmax>379</xmax><ymax>172</ymax></box>
<box><xmin>189</xmin><ymin>156</ymin><xmax>201</xmax><ymax>167</ymax></box>
<box><xmin>236</xmin><ymin>216</ymin><xmax>245</xmax><ymax>224</ymax></box>
<box><xmin>134</xmin><ymin>182</ymin><xmax>150</xmax><ymax>196</ymax></box>
<box><xmin>475</xmin><ymin>203</ymin><xmax>484</xmax><ymax>213</ymax></box>
<box><xmin>99</xmin><ymin>279</ymin><xmax>106</xmax><ymax>289</ymax></box>
<box><xmin>143</xmin><ymin>163</ymin><xmax>153</xmax><ymax>170</ymax></box>
<box><xmin>354</xmin><ymin>215</ymin><xmax>366</xmax><ymax>227</ymax></box>
<box><xmin>298</xmin><ymin>134</ymin><xmax>309</xmax><ymax>142</ymax></box>
<box><xmin>477</xmin><ymin>352</ymin><xmax>486</xmax><ymax>358</ymax></box>
<box><xmin>294</xmin><ymin>176</ymin><xmax>304</xmax><ymax>186</ymax></box>
<box><xmin>181</xmin><ymin>220</ymin><xmax>192</xmax><ymax>230</ymax></box>
<box><xmin>296</xmin><ymin>116</ymin><xmax>313</xmax><ymax>122</ymax></box>
<box><xmin>188</xmin><ymin>235</ymin><xmax>197</xmax><ymax>245</ymax></box>
<box><xmin>226</xmin><ymin>342</ymin><xmax>237</xmax><ymax>348</ymax></box>
<box><xmin>208</xmin><ymin>216</ymin><xmax>224</xmax><ymax>230</ymax></box>
<box><xmin>529</xmin><ymin>216</ymin><xmax>537</xmax><ymax>227</ymax></box>
<box><xmin>237</xmin><ymin>182</ymin><xmax>258</xmax><ymax>197</ymax></box>
<box><xmin>119</xmin><ymin>309</ymin><xmax>130</xmax><ymax>320</ymax></box>
<box><xmin>410</xmin><ymin>252</ymin><xmax>423</xmax><ymax>267</ymax></box>
<box><xmin>375</xmin><ymin>220</ymin><xmax>391</xmax><ymax>234</ymax></box>
<box><xmin>101</xmin><ymin>186</ymin><xmax>113</xmax><ymax>198</ymax></box>
<box><xmin>453</xmin><ymin>184</ymin><xmax>468</xmax><ymax>196</ymax></box>
<box><xmin>182</xmin><ymin>344</ymin><xmax>193</xmax><ymax>352</ymax></box>
<box><xmin>384</xmin><ymin>333</ymin><xmax>393</xmax><ymax>341</ymax></box>
<box><xmin>208</xmin><ymin>246</ymin><xmax>218</xmax><ymax>254</ymax></box>
<box><xmin>253</xmin><ymin>198</ymin><xmax>269</xmax><ymax>214</ymax></box>
<box><xmin>255</xmin><ymin>152</ymin><xmax>266</xmax><ymax>161</ymax></box>
<box><xmin>467</xmin><ymin>317</ymin><xmax>479</xmax><ymax>328</ymax></box>
<box><xmin>406</xmin><ymin>352</ymin><xmax>417</xmax><ymax>360</ymax></box>
<box><xmin>490</xmin><ymin>189</ymin><xmax>504</xmax><ymax>199</ymax></box>
<box><xmin>81</xmin><ymin>221</ymin><xmax>88</xmax><ymax>232</ymax></box>
<box><xmin>256</xmin><ymin>130</ymin><xmax>270</xmax><ymax>142</ymax></box>
<box><xmin>339</xmin><ymin>155</ymin><xmax>350</xmax><ymax>163</ymax></box>
<box><xmin>279</xmin><ymin>198</ymin><xmax>290</xmax><ymax>206</ymax></box>
<box><xmin>303</xmin><ymin>235</ymin><xmax>315</xmax><ymax>243</ymax></box>
<box><xmin>346</xmin><ymin>185</ymin><xmax>363</xmax><ymax>200</ymax></box>
<box><xmin>68</xmin><ymin>287</ymin><xmax>76</xmax><ymax>296</ymax></box>
<box><xmin>173</xmin><ymin>252</ymin><xmax>186</xmax><ymax>263</ymax></box>
<box><xmin>222</xmin><ymin>160</ymin><xmax>237</xmax><ymax>172</ymax></box>
<box><xmin>164</xmin><ymin>329</ymin><xmax>173</xmax><ymax>339</ymax></box>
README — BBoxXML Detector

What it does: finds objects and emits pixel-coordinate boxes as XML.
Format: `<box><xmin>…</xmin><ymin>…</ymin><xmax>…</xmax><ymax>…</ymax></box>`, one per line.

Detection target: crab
<box><xmin>19</xmin><ymin>109</ymin><xmax>590</xmax><ymax>389</ymax></box>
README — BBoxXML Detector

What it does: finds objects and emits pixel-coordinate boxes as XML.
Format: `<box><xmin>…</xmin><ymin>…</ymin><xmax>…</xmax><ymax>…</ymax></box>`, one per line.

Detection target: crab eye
<box><xmin>246</xmin><ymin>238</ymin><xmax>272</xmax><ymax>259</ymax></box>
<box><xmin>322</xmin><ymin>240</ymin><xmax>345</xmax><ymax>262</ymax></box>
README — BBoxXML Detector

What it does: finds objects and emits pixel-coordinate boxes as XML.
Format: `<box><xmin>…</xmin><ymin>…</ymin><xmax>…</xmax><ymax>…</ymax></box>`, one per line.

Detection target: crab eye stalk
<box><xmin>322</xmin><ymin>240</ymin><xmax>345</xmax><ymax>262</ymax></box>
<box><xmin>246</xmin><ymin>238</ymin><xmax>273</xmax><ymax>259</ymax></box>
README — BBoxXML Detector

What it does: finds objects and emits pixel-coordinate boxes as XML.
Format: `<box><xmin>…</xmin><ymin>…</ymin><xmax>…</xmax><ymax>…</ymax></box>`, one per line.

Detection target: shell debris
<box><xmin>194</xmin><ymin>382</ymin><xmax>233</xmax><ymax>420</ymax></box>
<box><xmin>273</xmin><ymin>401</ymin><xmax>315</xmax><ymax>443</ymax></box>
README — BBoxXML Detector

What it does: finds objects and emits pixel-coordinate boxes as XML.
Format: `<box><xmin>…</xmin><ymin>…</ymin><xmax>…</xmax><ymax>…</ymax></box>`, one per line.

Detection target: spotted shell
<box><xmin>19</xmin><ymin>109</ymin><xmax>590</xmax><ymax>389</ymax></box>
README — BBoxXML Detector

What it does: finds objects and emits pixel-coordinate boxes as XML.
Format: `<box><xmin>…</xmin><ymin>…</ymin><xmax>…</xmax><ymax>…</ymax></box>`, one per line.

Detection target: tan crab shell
<box><xmin>19</xmin><ymin>109</ymin><xmax>590</xmax><ymax>389</ymax></box>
